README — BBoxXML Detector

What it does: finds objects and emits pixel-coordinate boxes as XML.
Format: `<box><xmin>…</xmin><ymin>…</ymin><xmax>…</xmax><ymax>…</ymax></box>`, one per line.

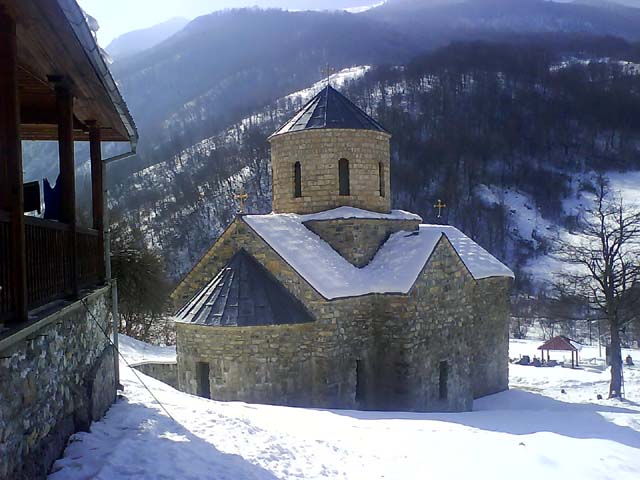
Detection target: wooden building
<box><xmin>538</xmin><ymin>336</ymin><xmax>582</xmax><ymax>368</ymax></box>
<box><xmin>0</xmin><ymin>0</ymin><xmax>137</xmax><ymax>325</ymax></box>
<box><xmin>0</xmin><ymin>2</ymin><xmax>137</xmax><ymax>476</ymax></box>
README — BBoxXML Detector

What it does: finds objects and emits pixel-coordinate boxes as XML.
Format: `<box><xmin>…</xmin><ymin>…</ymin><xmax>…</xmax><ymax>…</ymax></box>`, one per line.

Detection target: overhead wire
<box><xmin>80</xmin><ymin>298</ymin><xmax>178</xmax><ymax>423</ymax></box>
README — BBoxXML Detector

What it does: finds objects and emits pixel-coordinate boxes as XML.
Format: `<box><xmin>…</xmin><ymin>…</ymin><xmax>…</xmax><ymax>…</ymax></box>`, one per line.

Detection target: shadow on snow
<box><xmin>49</xmin><ymin>396</ymin><xmax>279</xmax><ymax>480</ymax></box>
<box><xmin>327</xmin><ymin>389</ymin><xmax>640</xmax><ymax>450</ymax></box>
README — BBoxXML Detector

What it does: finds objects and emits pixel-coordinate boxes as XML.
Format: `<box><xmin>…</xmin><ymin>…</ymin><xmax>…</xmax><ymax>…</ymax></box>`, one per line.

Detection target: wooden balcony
<box><xmin>0</xmin><ymin>210</ymin><xmax>104</xmax><ymax>323</ymax></box>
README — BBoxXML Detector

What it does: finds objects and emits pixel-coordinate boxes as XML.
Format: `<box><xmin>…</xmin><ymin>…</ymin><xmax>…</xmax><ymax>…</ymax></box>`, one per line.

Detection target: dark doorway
<box><xmin>439</xmin><ymin>361</ymin><xmax>448</xmax><ymax>401</ymax></box>
<box><xmin>355</xmin><ymin>360</ymin><xmax>366</xmax><ymax>405</ymax></box>
<box><xmin>196</xmin><ymin>362</ymin><xmax>211</xmax><ymax>399</ymax></box>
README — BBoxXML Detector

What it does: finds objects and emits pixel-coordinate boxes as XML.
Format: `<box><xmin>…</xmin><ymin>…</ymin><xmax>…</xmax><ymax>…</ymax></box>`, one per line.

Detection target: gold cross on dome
<box><xmin>323</xmin><ymin>64</ymin><xmax>336</xmax><ymax>86</ymax></box>
<box><xmin>434</xmin><ymin>199</ymin><xmax>447</xmax><ymax>218</ymax></box>
<box><xmin>234</xmin><ymin>191</ymin><xmax>249</xmax><ymax>214</ymax></box>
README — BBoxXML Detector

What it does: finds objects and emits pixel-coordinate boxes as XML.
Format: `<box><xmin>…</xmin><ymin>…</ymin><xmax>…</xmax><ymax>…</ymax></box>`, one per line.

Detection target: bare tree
<box><xmin>110</xmin><ymin>221</ymin><xmax>172</xmax><ymax>343</ymax></box>
<box><xmin>553</xmin><ymin>177</ymin><xmax>640</xmax><ymax>398</ymax></box>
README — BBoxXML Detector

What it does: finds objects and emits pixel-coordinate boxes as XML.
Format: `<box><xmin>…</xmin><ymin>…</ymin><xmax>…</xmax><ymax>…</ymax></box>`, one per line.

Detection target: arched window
<box><xmin>379</xmin><ymin>162</ymin><xmax>385</xmax><ymax>197</ymax></box>
<box><xmin>293</xmin><ymin>161</ymin><xmax>302</xmax><ymax>198</ymax></box>
<box><xmin>339</xmin><ymin>158</ymin><xmax>350</xmax><ymax>196</ymax></box>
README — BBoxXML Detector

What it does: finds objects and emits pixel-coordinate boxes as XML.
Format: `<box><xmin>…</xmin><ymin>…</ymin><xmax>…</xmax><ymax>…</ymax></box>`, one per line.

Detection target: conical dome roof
<box><xmin>272</xmin><ymin>85</ymin><xmax>388</xmax><ymax>137</ymax></box>
<box><xmin>174</xmin><ymin>249</ymin><xmax>314</xmax><ymax>327</ymax></box>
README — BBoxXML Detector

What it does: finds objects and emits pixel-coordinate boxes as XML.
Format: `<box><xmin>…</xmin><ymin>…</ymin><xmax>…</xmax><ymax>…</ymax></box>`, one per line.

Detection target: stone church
<box><xmin>171</xmin><ymin>85</ymin><xmax>514</xmax><ymax>412</ymax></box>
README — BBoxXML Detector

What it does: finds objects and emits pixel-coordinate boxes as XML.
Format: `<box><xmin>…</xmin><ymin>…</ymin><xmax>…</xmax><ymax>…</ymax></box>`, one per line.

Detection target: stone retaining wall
<box><xmin>134</xmin><ymin>362</ymin><xmax>178</xmax><ymax>389</ymax></box>
<box><xmin>0</xmin><ymin>287</ymin><xmax>116</xmax><ymax>480</ymax></box>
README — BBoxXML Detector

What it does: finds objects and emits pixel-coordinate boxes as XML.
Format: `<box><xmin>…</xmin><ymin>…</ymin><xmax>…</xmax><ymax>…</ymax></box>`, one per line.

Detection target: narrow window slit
<box><xmin>439</xmin><ymin>360</ymin><xmax>448</xmax><ymax>401</ymax></box>
<box><xmin>339</xmin><ymin>158</ymin><xmax>350</xmax><ymax>196</ymax></box>
<box><xmin>293</xmin><ymin>161</ymin><xmax>302</xmax><ymax>198</ymax></box>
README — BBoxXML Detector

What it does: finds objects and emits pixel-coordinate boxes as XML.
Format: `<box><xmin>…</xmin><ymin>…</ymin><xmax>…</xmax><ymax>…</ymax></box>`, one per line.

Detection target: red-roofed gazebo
<box><xmin>538</xmin><ymin>336</ymin><xmax>582</xmax><ymax>368</ymax></box>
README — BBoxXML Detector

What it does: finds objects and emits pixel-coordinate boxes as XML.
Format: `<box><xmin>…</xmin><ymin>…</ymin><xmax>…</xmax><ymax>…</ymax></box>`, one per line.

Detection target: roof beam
<box><xmin>20</xmin><ymin>104</ymin><xmax>86</xmax><ymax>129</ymax></box>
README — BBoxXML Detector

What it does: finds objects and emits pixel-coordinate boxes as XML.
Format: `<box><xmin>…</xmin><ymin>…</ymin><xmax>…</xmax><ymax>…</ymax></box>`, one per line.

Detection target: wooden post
<box><xmin>0</xmin><ymin>7</ymin><xmax>27</xmax><ymax>322</ymax></box>
<box><xmin>89</xmin><ymin>123</ymin><xmax>103</xmax><ymax>231</ymax></box>
<box><xmin>89</xmin><ymin>122</ymin><xmax>105</xmax><ymax>282</ymax></box>
<box><xmin>571</xmin><ymin>351</ymin><xmax>574</xmax><ymax>368</ymax></box>
<box><xmin>55</xmin><ymin>81</ymin><xmax>78</xmax><ymax>297</ymax></box>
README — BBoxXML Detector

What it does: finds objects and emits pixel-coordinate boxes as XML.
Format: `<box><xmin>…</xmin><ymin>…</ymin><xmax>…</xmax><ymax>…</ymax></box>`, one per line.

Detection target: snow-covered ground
<box><xmin>49</xmin><ymin>338</ymin><xmax>640</xmax><ymax>480</ymax></box>
<box><xmin>118</xmin><ymin>334</ymin><xmax>176</xmax><ymax>366</ymax></box>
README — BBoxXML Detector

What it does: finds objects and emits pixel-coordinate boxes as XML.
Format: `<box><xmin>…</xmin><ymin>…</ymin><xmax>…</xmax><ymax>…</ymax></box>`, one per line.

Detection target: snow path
<box><xmin>50</xmin><ymin>340</ymin><xmax>640</xmax><ymax>480</ymax></box>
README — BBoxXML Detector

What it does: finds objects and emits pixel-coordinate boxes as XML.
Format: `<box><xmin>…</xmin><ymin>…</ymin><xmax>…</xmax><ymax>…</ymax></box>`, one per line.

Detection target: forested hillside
<box><xmin>109</xmin><ymin>8</ymin><xmax>417</xmax><ymax>166</ymax></box>
<box><xmin>108</xmin><ymin>0</ymin><xmax>640</xmax><ymax>180</ymax></box>
<box><xmin>19</xmin><ymin>1</ymin><xmax>640</xmax><ymax>300</ymax></box>
<box><xmin>23</xmin><ymin>1</ymin><xmax>640</xmax><ymax>188</ymax></box>
<box><xmin>110</xmin><ymin>37</ymin><xmax>640</xmax><ymax>291</ymax></box>
<box><xmin>106</xmin><ymin>17</ymin><xmax>190</xmax><ymax>59</ymax></box>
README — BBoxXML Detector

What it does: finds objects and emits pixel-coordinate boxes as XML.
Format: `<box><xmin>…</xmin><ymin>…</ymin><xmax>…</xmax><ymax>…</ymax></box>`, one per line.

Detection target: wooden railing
<box><xmin>0</xmin><ymin>211</ymin><xmax>12</xmax><ymax>322</ymax></box>
<box><xmin>25</xmin><ymin>217</ymin><xmax>74</xmax><ymax>308</ymax></box>
<box><xmin>77</xmin><ymin>226</ymin><xmax>103</xmax><ymax>288</ymax></box>
<box><xmin>1</xmin><ymin>212</ymin><xmax>104</xmax><ymax>319</ymax></box>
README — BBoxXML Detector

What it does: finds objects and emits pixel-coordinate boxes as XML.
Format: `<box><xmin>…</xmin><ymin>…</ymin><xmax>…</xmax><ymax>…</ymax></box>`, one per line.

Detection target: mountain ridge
<box><xmin>106</xmin><ymin>16</ymin><xmax>190</xmax><ymax>59</ymax></box>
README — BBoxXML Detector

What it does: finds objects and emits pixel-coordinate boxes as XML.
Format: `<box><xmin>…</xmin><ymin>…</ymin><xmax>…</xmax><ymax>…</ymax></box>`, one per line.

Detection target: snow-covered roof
<box><xmin>243</xmin><ymin>209</ymin><xmax>514</xmax><ymax>300</ymax></box>
<box><xmin>300</xmin><ymin>206</ymin><xmax>422</xmax><ymax>222</ymax></box>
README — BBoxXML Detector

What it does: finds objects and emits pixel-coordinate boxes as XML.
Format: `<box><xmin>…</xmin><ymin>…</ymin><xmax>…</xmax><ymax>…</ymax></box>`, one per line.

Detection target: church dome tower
<box><xmin>269</xmin><ymin>85</ymin><xmax>391</xmax><ymax>214</ymax></box>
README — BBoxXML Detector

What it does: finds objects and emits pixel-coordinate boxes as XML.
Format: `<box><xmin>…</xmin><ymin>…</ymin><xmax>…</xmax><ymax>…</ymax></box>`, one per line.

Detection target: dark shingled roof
<box><xmin>271</xmin><ymin>85</ymin><xmax>389</xmax><ymax>137</ymax></box>
<box><xmin>174</xmin><ymin>249</ymin><xmax>314</xmax><ymax>327</ymax></box>
<box><xmin>538</xmin><ymin>336</ymin><xmax>580</xmax><ymax>352</ymax></box>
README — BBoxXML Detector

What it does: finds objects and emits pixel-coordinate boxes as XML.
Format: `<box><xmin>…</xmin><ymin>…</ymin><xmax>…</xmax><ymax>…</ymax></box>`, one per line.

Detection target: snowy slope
<box><xmin>118</xmin><ymin>334</ymin><xmax>176</xmax><ymax>366</ymax></box>
<box><xmin>477</xmin><ymin>170</ymin><xmax>640</xmax><ymax>286</ymax></box>
<box><xmin>116</xmin><ymin>67</ymin><xmax>371</xmax><ymax>280</ymax></box>
<box><xmin>50</xmin><ymin>339</ymin><xmax>640</xmax><ymax>480</ymax></box>
<box><xmin>476</xmin><ymin>184</ymin><xmax>555</xmax><ymax>252</ymax></box>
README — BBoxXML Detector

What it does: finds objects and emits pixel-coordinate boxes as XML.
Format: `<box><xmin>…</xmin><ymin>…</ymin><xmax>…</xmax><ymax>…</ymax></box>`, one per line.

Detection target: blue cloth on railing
<box><xmin>43</xmin><ymin>176</ymin><xmax>61</xmax><ymax>221</ymax></box>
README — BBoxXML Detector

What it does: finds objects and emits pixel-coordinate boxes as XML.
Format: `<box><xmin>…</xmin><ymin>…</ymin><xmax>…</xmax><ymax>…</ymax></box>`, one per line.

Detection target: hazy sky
<box><xmin>77</xmin><ymin>0</ymin><xmax>378</xmax><ymax>46</ymax></box>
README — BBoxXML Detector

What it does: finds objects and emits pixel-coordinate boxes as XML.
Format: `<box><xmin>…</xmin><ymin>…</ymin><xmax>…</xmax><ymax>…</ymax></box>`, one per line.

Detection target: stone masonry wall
<box><xmin>134</xmin><ymin>362</ymin><xmax>178</xmax><ymax>389</ymax></box>
<box><xmin>0</xmin><ymin>288</ymin><xmax>116</xmax><ymax>480</ymax></box>
<box><xmin>270</xmin><ymin>129</ymin><xmax>392</xmax><ymax>214</ymax></box>
<box><xmin>177</xmin><ymin>296</ymin><xmax>377</xmax><ymax>408</ymax></box>
<box><xmin>471</xmin><ymin>277</ymin><xmax>512</xmax><ymax>398</ymax></box>
<box><xmin>175</xmin><ymin>218</ymin><xmax>377</xmax><ymax>408</ymax></box>
<box><xmin>304</xmin><ymin>218</ymin><xmax>419</xmax><ymax>267</ymax></box>
<box><xmin>178</xmin><ymin>323</ymin><xmax>316</xmax><ymax>406</ymax></box>
<box><xmin>368</xmin><ymin>238</ymin><xmax>477</xmax><ymax>412</ymax></box>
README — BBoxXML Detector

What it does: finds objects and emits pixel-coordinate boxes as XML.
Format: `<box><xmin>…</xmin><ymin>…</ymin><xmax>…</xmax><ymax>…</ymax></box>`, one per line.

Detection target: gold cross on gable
<box><xmin>323</xmin><ymin>64</ymin><xmax>336</xmax><ymax>86</ymax></box>
<box><xmin>234</xmin><ymin>191</ymin><xmax>249</xmax><ymax>214</ymax></box>
<box><xmin>434</xmin><ymin>199</ymin><xmax>447</xmax><ymax>218</ymax></box>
